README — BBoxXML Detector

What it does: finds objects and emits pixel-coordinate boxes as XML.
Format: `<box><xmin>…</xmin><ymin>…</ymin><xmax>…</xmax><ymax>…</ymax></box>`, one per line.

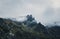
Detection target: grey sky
<box><xmin>0</xmin><ymin>0</ymin><xmax>60</xmax><ymax>25</ymax></box>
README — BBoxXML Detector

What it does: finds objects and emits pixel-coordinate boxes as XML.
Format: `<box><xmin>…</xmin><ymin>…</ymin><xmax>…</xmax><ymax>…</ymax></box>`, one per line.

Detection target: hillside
<box><xmin>0</xmin><ymin>17</ymin><xmax>60</xmax><ymax>39</ymax></box>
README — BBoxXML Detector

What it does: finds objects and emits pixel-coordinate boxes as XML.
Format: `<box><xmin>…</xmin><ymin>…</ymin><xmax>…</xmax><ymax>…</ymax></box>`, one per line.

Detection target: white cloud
<box><xmin>0</xmin><ymin>0</ymin><xmax>60</xmax><ymax>25</ymax></box>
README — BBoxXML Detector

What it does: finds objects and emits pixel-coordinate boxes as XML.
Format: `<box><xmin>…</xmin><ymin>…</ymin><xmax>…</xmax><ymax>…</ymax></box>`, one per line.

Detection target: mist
<box><xmin>0</xmin><ymin>0</ymin><xmax>60</xmax><ymax>25</ymax></box>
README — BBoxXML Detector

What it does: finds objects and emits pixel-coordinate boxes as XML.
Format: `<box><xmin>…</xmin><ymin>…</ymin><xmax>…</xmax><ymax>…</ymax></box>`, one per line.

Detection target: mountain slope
<box><xmin>48</xmin><ymin>26</ymin><xmax>60</xmax><ymax>39</ymax></box>
<box><xmin>0</xmin><ymin>18</ymin><xmax>47</xmax><ymax>39</ymax></box>
<box><xmin>0</xmin><ymin>18</ymin><xmax>60</xmax><ymax>39</ymax></box>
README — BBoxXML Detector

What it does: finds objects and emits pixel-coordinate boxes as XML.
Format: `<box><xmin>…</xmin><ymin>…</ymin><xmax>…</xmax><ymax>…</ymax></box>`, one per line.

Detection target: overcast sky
<box><xmin>0</xmin><ymin>0</ymin><xmax>60</xmax><ymax>25</ymax></box>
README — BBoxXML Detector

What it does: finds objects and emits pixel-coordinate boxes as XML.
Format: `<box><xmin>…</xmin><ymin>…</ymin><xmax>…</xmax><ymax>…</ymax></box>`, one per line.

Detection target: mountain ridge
<box><xmin>0</xmin><ymin>17</ymin><xmax>60</xmax><ymax>39</ymax></box>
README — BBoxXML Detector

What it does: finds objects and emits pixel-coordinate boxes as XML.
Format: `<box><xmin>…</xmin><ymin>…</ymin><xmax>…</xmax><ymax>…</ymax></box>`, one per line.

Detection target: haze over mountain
<box><xmin>0</xmin><ymin>0</ymin><xmax>60</xmax><ymax>39</ymax></box>
<box><xmin>0</xmin><ymin>15</ymin><xmax>60</xmax><ymax>39</ymax></box>
<box><xmin>0</xmin><ymin>0</ymin><xmax>60</xmax><ymax>25</ymax></box>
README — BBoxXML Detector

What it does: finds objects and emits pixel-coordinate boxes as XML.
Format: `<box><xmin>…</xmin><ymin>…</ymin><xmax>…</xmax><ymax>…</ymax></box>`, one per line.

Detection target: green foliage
<box><xmin>0</xmin><ymin>18</ymin><xmax>60</xmax><ymax>39</ymax></box>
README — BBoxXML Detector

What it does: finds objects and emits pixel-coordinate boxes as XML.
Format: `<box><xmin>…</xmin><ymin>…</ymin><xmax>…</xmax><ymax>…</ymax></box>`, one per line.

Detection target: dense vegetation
<box><xmin>0</xmin><ymin>15</ymin><xmax>60</xmax><ymax>39</ymax></box>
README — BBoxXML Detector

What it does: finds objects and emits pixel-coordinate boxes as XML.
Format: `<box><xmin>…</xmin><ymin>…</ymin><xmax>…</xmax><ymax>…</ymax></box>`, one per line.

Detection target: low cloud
<box><xmin>0</xmin><ymin>0</ymin><xmax>60</xmax><ymax>25</ymax></box>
